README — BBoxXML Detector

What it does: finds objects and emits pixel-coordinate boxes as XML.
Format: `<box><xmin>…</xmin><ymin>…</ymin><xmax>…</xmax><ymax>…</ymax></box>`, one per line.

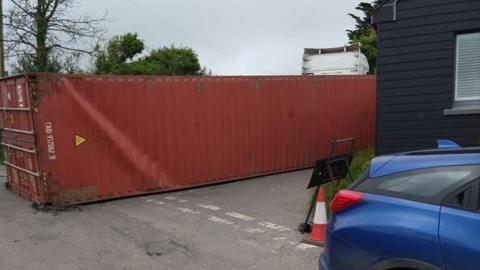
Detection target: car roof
<box><xmin>369</xmin><ymin>147</ymin><xmax>480</xmax><ymax>178</ymax></box>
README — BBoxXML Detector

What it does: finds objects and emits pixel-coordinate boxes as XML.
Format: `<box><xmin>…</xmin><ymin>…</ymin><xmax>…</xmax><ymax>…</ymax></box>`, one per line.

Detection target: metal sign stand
<box><xmin>327</xmin><ymin>138</ymin><xmax>355</xmax><ymax>194</ymax></box>
<box><xmin>298</xmin><ymin>138</ymin><xmax>355</xmax><ymax>234</ymax></box>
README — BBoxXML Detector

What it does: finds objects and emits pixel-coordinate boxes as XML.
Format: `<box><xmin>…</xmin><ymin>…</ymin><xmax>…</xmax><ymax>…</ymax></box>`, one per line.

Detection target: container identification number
<box><xmin>45</xmin><ymin>122</ymin><xmax>57</xmax><ymax>160</ymax></box>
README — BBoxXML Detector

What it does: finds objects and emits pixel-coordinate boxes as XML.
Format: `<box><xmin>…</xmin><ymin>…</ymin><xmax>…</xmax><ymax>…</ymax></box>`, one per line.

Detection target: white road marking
<box><xmin>197</xmin><ymin>204</ymin><xmax>221</xmax><ymax>211</ymax></box>
<box><xmin>225</xmin><ymin>212</ymin><xmax>256</xmax><ymax>222</ymax></box>
<box><xmin>165</xmin><ymin>196</ymin><xmax>177</xmax><ymax>201</ymax></box>
<box><xmin>208</xmin><ymin>216</ymin><xmax>235</xmax><ymax>225</ymax></box>
<box><xmin>245</xmin><ymin>228</ymin><xmax>266</xmax><ymax>234</ymax></box>
<box><xmin>272</xmin><ymin>237</ymin><xmax>287</xmax><ymax>241</ymax></box>
<box><xmin>258</xmin><ymin>222</ymin><xmax>292</xmax><ymax>232</ymax></box>
<box><xmin>178</xmin><ymin>199</ymin><xmax>187</xmax><ymax>203</ymax></box>
<box><xmin>154</xmin><ymin>201</ymin><xmax>165</xmax><ymax>205</ymax></box>
<box><xmin>177</xmin><ymin>207</ymin><xmax>200</xmax><ymax>214</ymax></box>
<box><xmin>296</xmin><ymin>243</ymin><xmax>319</xmax><ymax>250</ymax></box>
<box><xmin>145</xmin><ymin>199</ymin><xmax>155</xmax><ymax>202</ymax></box>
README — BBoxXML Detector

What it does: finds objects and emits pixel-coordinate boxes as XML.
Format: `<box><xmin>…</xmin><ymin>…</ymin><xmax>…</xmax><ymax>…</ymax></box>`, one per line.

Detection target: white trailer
<box><xmin>302</xmin><ymin>44</ymin><xmax>370</xmax><ymax>75</ymax></box>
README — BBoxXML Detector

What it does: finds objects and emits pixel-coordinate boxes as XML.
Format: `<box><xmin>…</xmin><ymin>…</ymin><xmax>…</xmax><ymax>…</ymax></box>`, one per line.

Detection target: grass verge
<box><xmin>323</xmin><ymin>147</ymin><xmax>375</xmax><ymax>217</ymax></box>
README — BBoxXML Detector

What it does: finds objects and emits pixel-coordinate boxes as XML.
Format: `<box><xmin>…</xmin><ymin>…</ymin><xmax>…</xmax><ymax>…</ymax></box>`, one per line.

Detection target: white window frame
<box><xmin>455</xmin><ymin>32</ymin><xmax>480</xmax><ymax>102</ymax></box>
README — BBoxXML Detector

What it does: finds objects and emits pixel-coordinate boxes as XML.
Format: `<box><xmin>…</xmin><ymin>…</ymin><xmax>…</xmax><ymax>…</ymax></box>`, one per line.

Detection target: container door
<box><xmin>0</xmin><ymin>76</ymin><xmax>42</xmax><ymax>204</ymax></box>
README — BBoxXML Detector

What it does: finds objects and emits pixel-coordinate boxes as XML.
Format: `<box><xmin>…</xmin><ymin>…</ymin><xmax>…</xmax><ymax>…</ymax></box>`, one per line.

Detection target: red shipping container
<box><xmin>0</xmin><ymin>73</ymin><xmax>376</xmax><ymax>206</ymax></box>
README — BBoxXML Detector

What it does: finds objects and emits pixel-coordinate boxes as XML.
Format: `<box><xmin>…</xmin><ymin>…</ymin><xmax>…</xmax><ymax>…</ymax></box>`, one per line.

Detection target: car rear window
<box><xmin>354</xmin><ymin>165</ymin><xmax>480</xmax><ymax>205</ymax></box>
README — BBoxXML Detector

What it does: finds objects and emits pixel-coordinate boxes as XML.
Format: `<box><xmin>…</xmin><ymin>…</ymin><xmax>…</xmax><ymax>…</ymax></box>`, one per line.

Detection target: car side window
<box><xmin>443</xmin><ymin>180</ymin><xmax>480</xmax><ymax>212</ymax></box>
<box><xmin>354</xmin><ymin>165</ymin><xmax>480</xmax><ymax>205</ymax></box>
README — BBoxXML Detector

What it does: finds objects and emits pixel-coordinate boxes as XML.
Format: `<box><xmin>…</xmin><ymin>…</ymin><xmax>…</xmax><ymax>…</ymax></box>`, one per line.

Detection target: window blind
<box><xmin>456</xmin><ymin>33</ymin><xmax>480</xmax><ymax>101</ymax></box>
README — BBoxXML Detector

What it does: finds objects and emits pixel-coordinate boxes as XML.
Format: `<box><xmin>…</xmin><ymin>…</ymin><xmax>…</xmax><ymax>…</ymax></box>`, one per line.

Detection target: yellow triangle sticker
<box><xmin>75</xmin><ymin>134</ymin><xmax>87</xmax><ymax>147</ymax></box>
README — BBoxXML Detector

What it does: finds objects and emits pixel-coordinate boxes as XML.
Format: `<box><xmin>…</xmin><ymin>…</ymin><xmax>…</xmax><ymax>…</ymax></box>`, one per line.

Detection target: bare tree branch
<box><xmin>5</xmin><ymin>0</ymin><xmax>105</xmax><ymax>72</ymax></box>
<box><xmin>47</xmin><ymin>44</ymin><xmax>93</xmax><ymax>54</ymax></box>
<box><xmin>10</xmin><ymin>0</ymin><xmax>34</xmax><ymax>16</ymax></box>
<box><xmin>46</xmin><ymin>0</ymin><xmax>60</xmax><ymax>22</ymax></box>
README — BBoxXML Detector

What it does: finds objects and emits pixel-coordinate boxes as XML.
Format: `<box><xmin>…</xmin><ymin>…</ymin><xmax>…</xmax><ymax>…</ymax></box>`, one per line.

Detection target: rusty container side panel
<box><xmin>9</xmin><ymin>74</ymin><xmax>375</xmax><ymax>206</ymax></box>
<box><xmin>0</xmin><ymin>75</ymin><xmax>43</xmax><ymax>204</ymax></box>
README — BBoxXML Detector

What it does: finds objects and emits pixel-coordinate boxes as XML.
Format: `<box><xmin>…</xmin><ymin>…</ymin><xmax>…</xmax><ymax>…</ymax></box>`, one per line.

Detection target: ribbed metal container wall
<box><xmin>0</xmin><ymin>73</ymin><xmax>376</xmax><ymax>206</ymax></box>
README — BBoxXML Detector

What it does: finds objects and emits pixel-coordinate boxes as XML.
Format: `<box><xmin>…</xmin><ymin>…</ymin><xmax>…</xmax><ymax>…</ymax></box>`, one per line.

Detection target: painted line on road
<box><xmin>245</xmin><ymin>228</ymin><xmax>266</xmax><ymax>234</ymax></box>
<box><xmin>177</xmin><ymin>207</ymin><xmax>201</xmax><ymax>215</ymax></box>
<box><xmin>225</xmin><ymin>212</ymin><xmax>256</xmax><ymax>222</ymax></box>
<box><xmin>197</xmin><ymin>204</ymin><xmax>221</xmax><ymax>211</ymax></box>
<box><xmin>258</xmin><ymin>222</ymin><xmax>292</xmax><ymax>232</ymax></box>
<box><xmin>208</xmin><ymin>216</ymin><xmax>235</xmax><ymax>225</ymax></box>
<box><xmin>142</xmin><ymin>196</ymin><xmax>310</xmax><ymax>252</ymax></box>
<box><xmin>296</xmin><ymin>243</ymin><xmax>319</xmax><ymax>250</ymax></box>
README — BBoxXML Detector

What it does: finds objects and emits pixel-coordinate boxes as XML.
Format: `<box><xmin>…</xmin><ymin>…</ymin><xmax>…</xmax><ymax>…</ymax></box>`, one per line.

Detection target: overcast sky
<box><xmin>75</xmin><ymin>0</ymin><xmax>366</xmax><ymax>75</ymax></box>
<box><xmin>8</xmin><ymin>0</ymin><xmax>362</xmax><ymax>75</ymax></box>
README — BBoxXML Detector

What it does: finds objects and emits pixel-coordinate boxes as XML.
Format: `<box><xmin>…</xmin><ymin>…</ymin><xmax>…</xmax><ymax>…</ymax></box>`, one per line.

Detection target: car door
<box><xmin>439</xmin><ymin>179</ymin><xmax>480</xmax><ymax>270</ymax></box>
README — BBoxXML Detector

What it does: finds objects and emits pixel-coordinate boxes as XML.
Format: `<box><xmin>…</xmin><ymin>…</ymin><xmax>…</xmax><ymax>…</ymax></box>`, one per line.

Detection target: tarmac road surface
<box><xmin>0</xmin><ymin>167</ymin><xmax>321</xmax><ymax>270</ymax></box>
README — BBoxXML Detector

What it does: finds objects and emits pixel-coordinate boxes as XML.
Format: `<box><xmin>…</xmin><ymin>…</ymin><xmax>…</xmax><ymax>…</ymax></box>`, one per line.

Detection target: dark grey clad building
<box><xmin>373</xmin><ymin>0</ymin><xmax>480</xmax><ymax>154</ymax></box>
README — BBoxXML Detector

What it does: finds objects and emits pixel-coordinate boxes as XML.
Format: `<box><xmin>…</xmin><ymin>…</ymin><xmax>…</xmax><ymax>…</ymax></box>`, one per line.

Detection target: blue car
<box><xmin>320</xmin><ymin>143</ymin><xmax>480</xmax><ymax>270</ymax></box>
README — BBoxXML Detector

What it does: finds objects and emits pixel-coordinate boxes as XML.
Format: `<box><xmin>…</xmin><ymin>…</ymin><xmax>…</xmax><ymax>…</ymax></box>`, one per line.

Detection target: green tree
<box><xmin>13</xmin><ymin>54</ymin><xmax>61</xmax><ymax>73</ymax></box>
<box><xmin>13</xmin><ymin>52</ymin><xmax>84</xmax><ymax>74</ymax></box>
<box><xmin>347</xmin><ymin>0</ymin><xmax>384</xmax><ymax>73</ymax></box>
<box><xmin>95</xmin><ymin>33</ymin><xmax>208</xmax><ymax>76</ymax></box>
<box><xmin>95</xmin><ymin>33</ymin><xmax>144</xmax><ymax>74</ymax></box>
<box><xmin>139</xmin><ymin>46</ymin><xmax>204</xmax><ymax>75</ymax></box>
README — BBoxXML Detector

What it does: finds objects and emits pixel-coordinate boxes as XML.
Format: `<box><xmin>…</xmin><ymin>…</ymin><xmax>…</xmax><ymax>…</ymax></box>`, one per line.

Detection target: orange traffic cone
<box><xmin>303</xmin><ymin>187</ymin><xmax>327</xmax><ymax>246</ymax></box>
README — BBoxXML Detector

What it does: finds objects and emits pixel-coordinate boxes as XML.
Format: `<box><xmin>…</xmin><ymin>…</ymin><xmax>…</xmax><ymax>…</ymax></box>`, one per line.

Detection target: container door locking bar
<box><xmin>4</xmin><ymin>162</ymin><xmax>40</xmax><ymax>177</ymax></box>
<box><xmin>0</xmin><ymin>127</ymin><xmax>35</xmax><ymax>135</ymax></box>
<box><xmin>1</xmin><ymin>142</ymin><xmax>37</xmax><ymax>154</ymax></box>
